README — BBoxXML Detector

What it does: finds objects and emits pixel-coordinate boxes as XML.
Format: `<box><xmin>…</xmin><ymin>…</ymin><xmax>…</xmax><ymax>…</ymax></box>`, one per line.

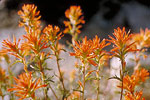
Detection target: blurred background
<box><xmin>1</xmin><ymin>0</ymin><xmax>150</xmax><ymax>41</ymax></box>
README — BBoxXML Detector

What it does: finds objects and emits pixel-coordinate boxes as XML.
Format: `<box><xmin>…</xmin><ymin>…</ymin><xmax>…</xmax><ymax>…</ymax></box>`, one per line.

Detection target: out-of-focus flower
<box><xmin>70</xmin><ymin>69</ymin><xmax>76</xmax><ymax>82</ymax></box>
<box><xmin>8</xmin><ymin>72</ymin><xmax>47</xmax><ymax>100</ymax></box>
<box><xmin>125</xmin><ymin>91</ymin><xmax>145</xmax><ymax>100</ymax></box>
<box><xmin>134</xmin><ymin>68</ymin><xmax>149</xmax><ymax>82</ymax></box>
<box><xmin>0</xmin><ymin>67</ymin><xmax>8</xmax><ymax>84</ymax></box>
<box><xmin>131</xmin><ymin>28</ymin><xmax>150</xmax><ymax>49</ymax></box>
<box><xmin>64</xmin><ymin>6</ymin><xmax>85</xmax><ymax>40</ymax></box>
<box><xmin>18</xmin><ymin>4</ymin><xmax>41</xmax><ymax>32</ymax></box>
<box><xmin>43</xmin><ymin>25</ymin><xmax>63</xmax><ymax>43</ymax></box>
<box><xmin>65</xmin><ymin>91</ymin><xmax>80</xmax><ymax>100</ymax></box>
<box><xmin>108</xmin><ymin>27</ymin><xmax>138</xmax><ymax>58</ymax></box>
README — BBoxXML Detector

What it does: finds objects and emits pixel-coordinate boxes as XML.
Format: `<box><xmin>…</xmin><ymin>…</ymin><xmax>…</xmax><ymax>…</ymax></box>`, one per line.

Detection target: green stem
<box><xmin>96</xmin><ymin>65</ymin><xmax>100</xmax><ymax>100</ymax></box>
<box><xmin>82</xmin><ymin>62</ymin><xmax>86</xmax><ymax>100</ymax></box>
<box><xmin>120</xmin><ymin>58</ymin><xmax>125</xmax><ymax>100</ymax></box>
<box><xmin>38</xmin><ymin>59</ymin><xmax>48</xmax><ymax>100</ymax></box>
<box><xmin>49</xmin><ymin>84</ymin><xmax>59</xmax><ymax>100</ymax></box>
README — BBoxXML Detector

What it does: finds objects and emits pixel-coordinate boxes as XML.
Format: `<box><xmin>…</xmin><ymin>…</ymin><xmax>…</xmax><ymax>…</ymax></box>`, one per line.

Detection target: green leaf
<box><xmin>108</xmin><ymin>75</ymin><xmax>122</xmax><ymax>81</ymax></box>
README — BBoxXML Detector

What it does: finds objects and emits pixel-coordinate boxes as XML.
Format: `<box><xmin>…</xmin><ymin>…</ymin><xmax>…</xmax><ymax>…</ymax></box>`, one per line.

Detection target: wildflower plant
<box><xmin>0</xmin><ymin>3</ymin><xmax>149</xmax><ymax>100</ymax></box>
<box><xmin>64</xmin><ymin>6</ymin><xmax>85</xmax><ymax>44</ymax></box>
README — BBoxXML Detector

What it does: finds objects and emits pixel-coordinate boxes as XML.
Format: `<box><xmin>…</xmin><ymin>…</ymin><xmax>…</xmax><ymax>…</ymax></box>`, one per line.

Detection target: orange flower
<box><xmin>8</xmin><ymin>72</ymin><xmax>47</xmax><ymax>100</ymax></box>
<box><xmin>125</xmin><ymin>91</ymin><xmax>145</xmax><ymax>100</ymax></box>
<box><xmin>108</xmin><ymin>27</ymin><xmax>137</xmax><ymax>58</ymax></box>
<box><xmin>18</xmin><ymin>4</ymin><xmax>41</xmax><ymax>32</ymax></box>
<box><xmin>1</xmin><ymin>36</ymin><xmax>26</xmax><ymax>59</ymax></box>
<box><xmin>70</xmin><ymin>36</ymin><xmax>97</xmax><ymax>66</ymax></box>
<box><xmin>118</xmin><ymin>75</ymin><xmax>137</xmax><ymax>93</ymax></box>
<box><xmin>0</xmin><ymin>67</ymin><xmax>8</xmax><ymax>83</ymax></box>
<box><xmin>64</xmin><ymin>6</ymin><xmax>85</xmax><ymax>37</ymax></box>
<box><xmin>22</xmin><ymin>30</ymin><xmax>48</xmax><ymax>55</ymax></box>
<box><xmin>131</xmin><ymin>28</ymin><xmax>150</xmax><ymax>49</ymax></box>
<box><xmin>43</xmin><ymin>25</ymin><xmax>63</xmax><ymax>43</ymax></box>
<box><xmin>134</xmin><ymin>68</ymin><xmax>149</xmax><ymax>82</ymax></box>
<box><xmin>118</xmin><ymin>68</ymin><xmax>149</xmax><ymax>93</ymax></box>
<box><xmin>92</xmin><ymin>35</ymin><xmax>110</xmax><ymax>65</ymax></box>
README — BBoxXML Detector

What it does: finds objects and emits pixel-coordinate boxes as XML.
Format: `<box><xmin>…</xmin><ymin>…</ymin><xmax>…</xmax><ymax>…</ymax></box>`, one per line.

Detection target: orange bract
<box><xmin>108</xmin><ymin>27</ymin><xmax>137</xmax><ymax>58</ymax></box>
<box><xmin>22</xmin><ymin>32</ymin><xmax>48</xmax><ymax>54</ymax></box>
<box><xmin>118</xmin><ymin>68</ymin><xmax>149</xmax><ymax>93</ymax></box>
<box><xmin>8</xmin><ymin>72</ymin><xmax>46</xmax><ymax>100</ymax></box>
<box><xmin>131</xmin><ymin>28</ymin><xmax>150</xmax><ymax>49</ymax></box>
<box><xmin>125</xmin><ymin>91</ymin><xmax>145</xmax><ymax>100</ymax></box>
<box><xmin>64</xmin><ymin>6</ymin><xmax>85</xmax><ymax>36</ymax></box>
<box><xmin>18</xmin><ymin>4</ymin><xmax>41</xmax><ymax>31</ymax></box>
<box><xmin>43</xmin><ymin>25</ymin><xmax>63</xmax><ymax>43</ymax></box>
<box><xmin>1</xmin><ymin>36</ymin><xmax>26</xmax><ymax>59</ymax></box>
<box><xmin>134</xmin><ymin>68</ymin><xmax>149</xmax><ymax>82</ymax></box>
<box><xmin>70</xmin><ymin>36</ymin><xmax>97</xmax><ymax>66</ymax></box>
<box><xmin>118</xmin><ymin>75</ymin><xmax>137</xmax><ymax>93</ymax></box>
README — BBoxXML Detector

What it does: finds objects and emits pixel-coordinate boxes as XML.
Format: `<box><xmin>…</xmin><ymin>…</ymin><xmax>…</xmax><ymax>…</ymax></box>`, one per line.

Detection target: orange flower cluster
<box><xmin>125</xmin><ymin>91</ymin><xmax>145</xmax><ymax>100</ymax></box>
<box><xmin>70</xmin><ymin>35</ymin><xmax>109</xmax><ymax>66</ymax></box>
<box><xmin>64</xmin><ymin>6</ymin><xmax>85</xmax><ymax>37</ymax></box>
<box><xmin>1</xmin><ymin>36</ymin><xmax>26</xmax><ymax>59</ymax></box>
<box><xmin>43</xmin><ymin>25</ymin><xmax>63</xmax><ymax>43</ymax></box>
<box><xmin>108</xmin><ymin>27</ymin><xmax>137</xmax><ymax>58</ymax></box>
<box><xmin>118</xmin><ymin>68</ymin><xmax>149</xmax><ymax>100</ymax></box>
<box><xmin>131</xmin><ymin>28</ymin><xmax>150</xmax><ymax>49</ymax></box>
<box><xmin>18</xmin><ymin>4</ymin><xmax>41</xmax><ymax>32</ymax></box>
<box><xmin>8</xmin><ymin>72</ymin><xmax>46</xmax><ymax>100</ymax></box>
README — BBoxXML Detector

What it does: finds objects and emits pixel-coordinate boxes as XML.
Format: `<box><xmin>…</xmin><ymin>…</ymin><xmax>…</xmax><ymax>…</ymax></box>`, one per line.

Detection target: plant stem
<box><xmin>120</xmin><ymin>58</ymin><xmax>125</xmax><ymax>100</ymax></box>
<box><xmin>96</xmin><ymin>65</ymin><xmax>100</xmax><ymax>100</ymax></box>
<box><xmin>38</xmin><ymin>59</ymin><xmax>48</xmax><ymax>100</ymax></box>
<box><xmin>82</xmin><ymin>62</ymin><xmax>86</xmax><ymax>100</ymax></box>
<box><xmin>49</xmin><ymin>84</ymin><xmax>59</xmax><ymax>100</ymax></box>
<box><xmin>55</xmin><ymin>53</ymin><xmax>66</xmax><ymax>98</ymax></box>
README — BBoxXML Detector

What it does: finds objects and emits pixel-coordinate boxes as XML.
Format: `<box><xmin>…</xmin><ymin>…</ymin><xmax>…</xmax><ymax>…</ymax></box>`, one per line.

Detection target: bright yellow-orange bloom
<box><xmin>125</xmin><ymin>91</ymin><xmax>145</xmax><ymax>100</ymax></box>
<box><xmin>18</xmin><ymin>4</ymin><xmax>41</xmax><ymax>31</ymax></box>
<box><xmin>8</xmin><ymin>72</ymin><xmax>47</xmax><ymax>100</ymax></box>
<box><xmin>64</xmin><ymin>6</ymin><xmax>85</xmax><ymax>39</ymax></box>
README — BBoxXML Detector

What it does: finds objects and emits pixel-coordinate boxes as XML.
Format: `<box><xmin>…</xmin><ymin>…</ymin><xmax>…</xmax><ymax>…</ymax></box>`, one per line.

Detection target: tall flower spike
<box><xmin>8</xmin><ymin>72</ymin><xmax>47</xmax><ymax>100</ymax></box>
<box><xmin>108</xmin><ymin>27</ymin><xmax>138</xmax><ymax>58</ymax></box>
<box><xmin>64</xmin><ymin>6</ymin><xmax>85</xmax><ymax>40</ymax></box>
<box><xmin>18</xmin><ymin>4</ymin><xmax>41</xmax><ymax>32</ymax></box>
